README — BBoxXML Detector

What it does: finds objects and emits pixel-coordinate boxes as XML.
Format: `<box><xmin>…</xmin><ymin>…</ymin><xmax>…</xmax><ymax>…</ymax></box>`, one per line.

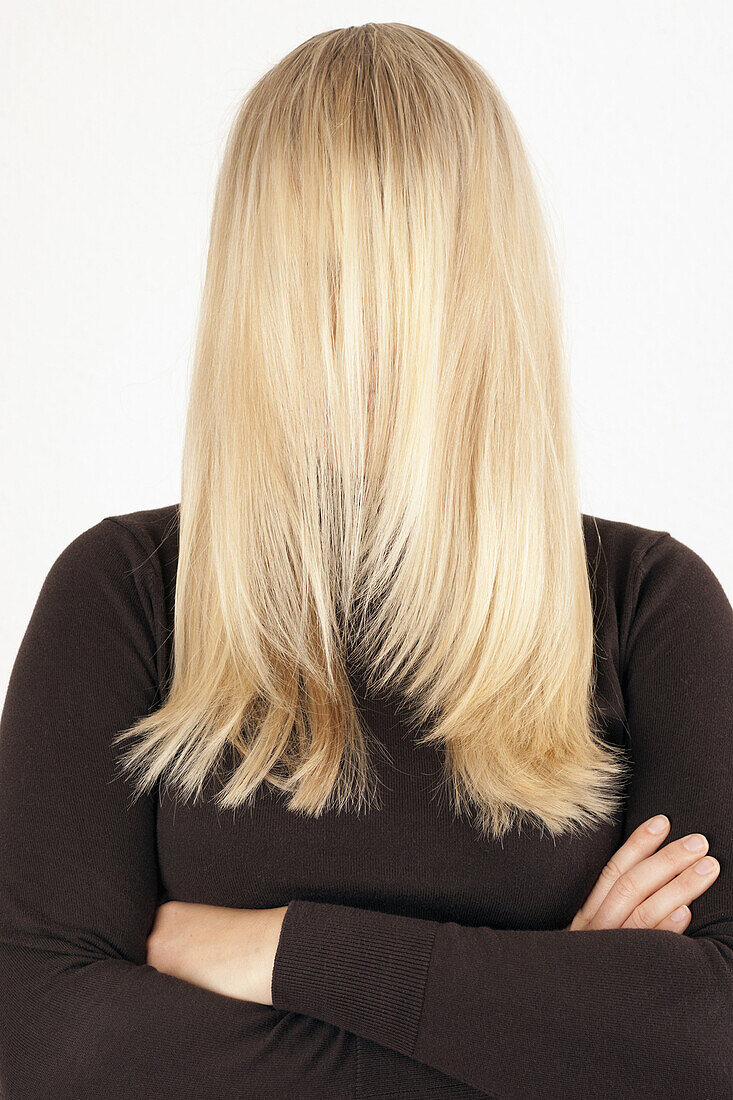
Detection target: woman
<box><xmin>0</xmin><ymin>22</ymin><xmax>730</xmax><ymax>1100</ymax></box>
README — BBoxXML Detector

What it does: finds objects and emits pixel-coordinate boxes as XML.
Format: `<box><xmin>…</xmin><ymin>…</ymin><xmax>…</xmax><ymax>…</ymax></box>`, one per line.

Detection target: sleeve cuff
<box><xmin>271</xmin><ymin>898</ymin><xmax>439</xmax><ymax>1058</ymax></box>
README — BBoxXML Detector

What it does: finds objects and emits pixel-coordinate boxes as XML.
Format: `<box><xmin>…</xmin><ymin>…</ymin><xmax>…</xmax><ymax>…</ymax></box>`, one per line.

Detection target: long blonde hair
<box><xmin>115</xmin><ymin>22</ymin><xmax>629</xmax><ymax>840</ymax></box>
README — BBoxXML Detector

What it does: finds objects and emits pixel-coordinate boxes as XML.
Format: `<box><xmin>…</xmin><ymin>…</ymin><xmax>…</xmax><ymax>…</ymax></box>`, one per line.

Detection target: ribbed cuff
<box><xmin>271</xmin><ymin>898</ymin><xmax>439</xmax><ymax>1058</ymax></box>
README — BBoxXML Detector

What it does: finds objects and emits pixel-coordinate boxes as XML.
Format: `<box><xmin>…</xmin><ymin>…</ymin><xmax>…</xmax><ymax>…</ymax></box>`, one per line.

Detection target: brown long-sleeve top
<box><xmin>0</xmin><ymin>502</ymin><xmax>731</xmax><ymax>1099</ymax></box>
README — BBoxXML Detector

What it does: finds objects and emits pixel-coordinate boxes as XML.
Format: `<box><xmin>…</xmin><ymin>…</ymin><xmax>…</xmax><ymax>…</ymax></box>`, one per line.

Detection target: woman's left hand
<box><xmin>146</xmin><ymin>900</ymin><xmax>289</xmax><ymax>1006</ymax></box>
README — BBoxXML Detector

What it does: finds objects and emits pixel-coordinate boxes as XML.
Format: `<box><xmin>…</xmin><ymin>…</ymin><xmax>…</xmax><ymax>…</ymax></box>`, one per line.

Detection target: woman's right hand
<box><xmin>566</xmin><ymin>815</ymin><xmax>721</xmax><ymax>933</ymax></box>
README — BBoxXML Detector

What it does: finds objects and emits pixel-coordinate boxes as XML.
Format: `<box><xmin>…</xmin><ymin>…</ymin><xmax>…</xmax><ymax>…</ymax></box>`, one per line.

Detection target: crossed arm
<box><xmin>147</xmin><ymin>807</ymin><xmax>722</xmax><ymax>1004</ymax></box>
<box><xmin>0</xmin><ymin>519</ymin><xmax>731</xmax><ymax>1099</ymax></box>
<box><xmin>0</xmin><ymin>521</ymin><xmax>488</xmax><ymax>1099</ymax></box>
<box><xmin>146</xmin><ymin>806</ymin><xmax>726</xmax><ymax>1098</ymax></box>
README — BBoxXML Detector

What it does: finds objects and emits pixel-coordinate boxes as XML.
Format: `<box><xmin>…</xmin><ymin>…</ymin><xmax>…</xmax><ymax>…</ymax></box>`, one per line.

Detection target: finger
<box><xmin>574</xmin><ymin>815</ymin><xmax>671</xmax><ymax>926</ymax></box>
<box><xmin>621</xmin><ymin>857</ymin><xmax>720</xmax><ymax>930</ymax></box>
<box><xmin>590</xmin><ymin>834</ymin><xmax>711</xmax><ymax>930</ymax></box>
<box><xmin>655</xmin><ymin>905</ymin><xmax>692</xmax><ymax>933</ymax></box>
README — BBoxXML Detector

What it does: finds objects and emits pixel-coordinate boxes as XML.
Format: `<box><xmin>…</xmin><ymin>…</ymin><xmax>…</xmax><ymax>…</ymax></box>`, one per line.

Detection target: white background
<box><xmin>1</xmin><ymin>2</ymin><xmax>731</xmax><ymax>689</ymax></box>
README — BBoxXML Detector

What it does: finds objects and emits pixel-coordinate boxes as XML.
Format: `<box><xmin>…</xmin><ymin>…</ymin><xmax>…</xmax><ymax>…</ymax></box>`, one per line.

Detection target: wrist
<box><xmin>251</xmin><ymin>904</ymin><xmax>288</xmax><ymax>1006</ymax></box>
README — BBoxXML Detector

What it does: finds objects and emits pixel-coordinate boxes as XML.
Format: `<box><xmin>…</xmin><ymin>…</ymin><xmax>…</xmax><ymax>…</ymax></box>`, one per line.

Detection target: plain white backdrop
<box><xmin>1</xmin><ymin>2</ymin><xmax>731</xmax><ymax>692</ymax></box>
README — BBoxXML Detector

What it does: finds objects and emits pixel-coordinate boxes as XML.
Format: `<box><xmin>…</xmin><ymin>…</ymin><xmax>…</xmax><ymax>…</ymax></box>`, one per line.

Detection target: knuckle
<box><xmin>600</xmin><ymin>858</ymin><xmax>623</xmax><ymax>885</ymax></box>
<box><xmin>613</xmin><ymin>873</ymin><xmax>638</xmax><ymax>902</ymax></box>
<box><xmin>659</xmin><ymin>845</ymin><xmax>679</xmax><ymax>872</ymax></box>
<box><xmin>631</xmin><ymin>903</ymin><xmax>655</xmax><ymax>929</ymax></box>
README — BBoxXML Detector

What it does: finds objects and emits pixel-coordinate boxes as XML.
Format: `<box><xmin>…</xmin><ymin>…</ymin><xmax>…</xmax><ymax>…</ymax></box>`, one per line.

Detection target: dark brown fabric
<box><xmin>0</xmin><ymin>503</ymin><xmax>730</xmax><ymax>1098</ymax></box>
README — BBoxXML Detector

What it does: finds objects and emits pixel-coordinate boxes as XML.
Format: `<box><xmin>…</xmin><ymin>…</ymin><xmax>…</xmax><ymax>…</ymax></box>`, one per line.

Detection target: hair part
<box><xmin>114</xmin><ymin>22</ymin><xmax>630</xmax><ymax>841</ymax></box>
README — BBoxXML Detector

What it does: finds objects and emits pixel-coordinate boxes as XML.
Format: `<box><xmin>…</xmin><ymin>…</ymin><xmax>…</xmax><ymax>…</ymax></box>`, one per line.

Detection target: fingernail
<box><xmin>683</xmin><ymin>834</ymin><xmax>707</xmax><ymax>852</ymax></box>
<box><xmin>694</xmin><ymin>857</ymin><xmax>718</xmax><ymax>875</ymax></box>
<box><xmin>647</xmin><ymin>815</ymin><xmax>669</xmax><ymax>834</ymax></box>
<box><xmin>671</xmin><ymin>906</ymin><xmax>689</xmax><ymax>921</ymax></box>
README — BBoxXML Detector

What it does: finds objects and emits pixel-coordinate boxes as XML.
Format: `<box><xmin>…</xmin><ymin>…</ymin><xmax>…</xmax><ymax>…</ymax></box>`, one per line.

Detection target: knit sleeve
<box><xmin>0</xmin><ymin>517</ymin><xmax>491</xmax><ymax>1100</ymax></box>
<box><xmin>0</xmin><ymin>518</ymin><xmax>362</xmax><ymax>1099</ymax></box>
<box><xmin>271</xmin><ymin>532</ymin><xmax>733</xmax><ymax>1099</ymax></box>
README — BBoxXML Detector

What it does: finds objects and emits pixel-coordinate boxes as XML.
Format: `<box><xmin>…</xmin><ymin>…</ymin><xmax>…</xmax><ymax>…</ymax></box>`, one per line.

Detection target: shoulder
<box><xmin>34</xmin><ymin>503</ymin><xmax>180</xmax><ymax>691</ymax></box>
<box><xmin>582</xmin><ymin>512</ymin><xmax>669</xmax><ymax>592</ymax></box>
<box><xmin>583</xmin><ymin>512</ymin><xmax>732</xmax><ymax>675</ymax></box>
<box><xmin>101</xmin><ymin>501</ymin><xmax>180</xmax><ymax>608</ymax></box>
<box><xmin>102</xmin><ymin>502</ymin><xmax>180</xmax><ymax>576</ymax></box>
<box><xmin>102</xmin><ymin>504</ymin><xmax>180</xmax><ymax>651</ymax></box>
<box><xmin>45</xmin><ymin>502</ymin><xmax>179</xmax><ymax>603</ymax></box>
<box><xmin>583</xmin><ymin>511</ymin><xmax>729</xmax><ymax>603</ymax></box>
